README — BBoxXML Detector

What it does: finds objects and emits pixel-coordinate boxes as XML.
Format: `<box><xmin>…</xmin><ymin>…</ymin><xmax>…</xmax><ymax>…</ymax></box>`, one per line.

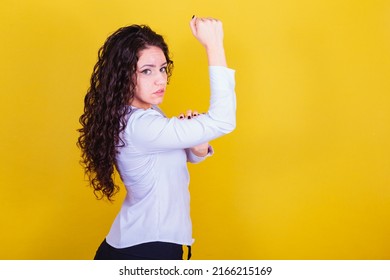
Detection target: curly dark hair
<box><xmin>77</xmin><ymin>25</ymin><xmax>174</xmax><ymax>201</ymax></box>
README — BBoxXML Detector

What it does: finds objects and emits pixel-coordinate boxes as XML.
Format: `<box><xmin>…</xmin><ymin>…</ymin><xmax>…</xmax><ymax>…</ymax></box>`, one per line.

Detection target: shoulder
<box><xmin>126</xmin><ymin>107</ymin><xmax>168</xmax><ymax>130</ymax></box>
<box><xmin>128</xmin><ymin>107</ymin><xmax>161</xmax><ymax>121</ymax></box>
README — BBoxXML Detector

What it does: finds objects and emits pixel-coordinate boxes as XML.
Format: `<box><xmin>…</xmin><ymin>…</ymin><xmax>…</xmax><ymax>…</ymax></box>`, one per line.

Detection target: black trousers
<box><xmin>94</xmin><ymin>239</ymin><xmax>191</xmax><ymax>260</ymax></box>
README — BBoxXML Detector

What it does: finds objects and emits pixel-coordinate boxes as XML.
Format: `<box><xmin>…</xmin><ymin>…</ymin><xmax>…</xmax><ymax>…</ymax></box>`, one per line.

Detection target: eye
<box><xmin>160</xmin><ymin>66</ymin><xmax>167</xmax><ymax>73</ymax></box>
<box><xmin>141</xmin><ymin>69</ymin><xmax>152</xmax><ymax>75</ymax></box>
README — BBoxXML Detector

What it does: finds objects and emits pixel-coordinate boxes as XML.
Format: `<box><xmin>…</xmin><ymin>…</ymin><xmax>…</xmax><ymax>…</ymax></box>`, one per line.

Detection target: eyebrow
<box><xmin>139</xmin><ymin>62</ymin><xmax>168</xmax><ymax>69</ymax></box>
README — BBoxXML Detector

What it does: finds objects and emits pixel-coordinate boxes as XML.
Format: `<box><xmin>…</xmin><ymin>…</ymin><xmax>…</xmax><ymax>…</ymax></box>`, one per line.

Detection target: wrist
<box><xmin>206</xmin><ymin>46</ymin><xmax>227</xmax><ymax>67</ymax></box>
<box><xmin>190</xmin><ymin>147</ymin><xmax>209</xmax><ymax>157</ymax></box>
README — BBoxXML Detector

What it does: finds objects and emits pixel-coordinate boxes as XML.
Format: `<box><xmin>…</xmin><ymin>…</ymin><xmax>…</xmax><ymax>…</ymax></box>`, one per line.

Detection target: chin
<box><xmin>154</xmin><ymin>99</ymin><xmax>164</xmax><ymax>105</ymax></box>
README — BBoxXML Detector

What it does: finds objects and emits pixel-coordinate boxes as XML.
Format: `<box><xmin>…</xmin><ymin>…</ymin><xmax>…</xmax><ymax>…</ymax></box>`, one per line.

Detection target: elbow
<box><xmin>207</xmin><ymin>112</ymin><xmax>236</xmax><ymax>134</ymax></box>
<box><xmin>227</xmin><ymin>121</ymin><xmax>236</xmax><ymax>133</ymax></box>
<box><xmin>221</xmin><ymin>119</ymin><xmax>236</xmax><ymax>134</ymax></box>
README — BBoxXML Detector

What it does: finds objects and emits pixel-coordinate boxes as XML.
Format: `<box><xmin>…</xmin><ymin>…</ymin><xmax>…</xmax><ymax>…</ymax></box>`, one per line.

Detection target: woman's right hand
<box><xmin>189</xmin><ymin>16</ymin><xmax>227</xmax><ymax>67</ymax></box>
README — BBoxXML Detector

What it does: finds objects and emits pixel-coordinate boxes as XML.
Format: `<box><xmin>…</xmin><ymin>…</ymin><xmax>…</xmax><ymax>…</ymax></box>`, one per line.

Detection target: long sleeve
<box><xmin>126</xmin><ymin>66</ymin><xmax>236</xmax><ymax>153</ymax></box>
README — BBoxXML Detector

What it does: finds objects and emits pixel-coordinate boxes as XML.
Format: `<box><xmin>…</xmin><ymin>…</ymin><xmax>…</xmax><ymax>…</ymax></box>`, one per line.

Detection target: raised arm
<box><xmin>186</xmin><ymin>16</ymin><xmax>228</xmax><ymax>158</ymax></box>
<box><xmin>129</xmin><ymin>17</ymin><xmax>235</xmax><ymax>153</ymax></box>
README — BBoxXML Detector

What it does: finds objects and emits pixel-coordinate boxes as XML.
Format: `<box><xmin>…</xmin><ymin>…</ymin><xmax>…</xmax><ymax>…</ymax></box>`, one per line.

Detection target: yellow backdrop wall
<box><xmin>1</xmin><ymin>0</ymin><xmax>389</xmax><ymax>259</ymax></box>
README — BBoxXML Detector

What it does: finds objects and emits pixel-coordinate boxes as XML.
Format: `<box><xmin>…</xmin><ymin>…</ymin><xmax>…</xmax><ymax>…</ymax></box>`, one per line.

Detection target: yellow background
<box><xmin>1</xmin><ymin>0</ymin><xmax>389</xmax><ymax>259</ymax></box>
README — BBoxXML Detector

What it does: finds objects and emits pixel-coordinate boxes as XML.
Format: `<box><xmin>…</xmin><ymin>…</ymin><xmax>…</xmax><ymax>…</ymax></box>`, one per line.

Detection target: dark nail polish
<box><xmin>187</xmin><ymin>116</ymin><xmax>191</xmax><ymax>119</ymax></box>
<box><xmin>179</xmin><ymin>116</ymin><xmax>184</xmax><ymax>119</ymax></box>
<box><xmin>192</xmin><ymin>15</ymin><xmax>195</xmax><ymax>19</ymax></box>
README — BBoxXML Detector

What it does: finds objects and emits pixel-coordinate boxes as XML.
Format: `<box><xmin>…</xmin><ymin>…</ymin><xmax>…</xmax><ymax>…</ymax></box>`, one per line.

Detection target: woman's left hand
<box><xmin>178</xmin><ymin>109</ymin><xmax>209</xmax><ymax>157</ymax></box>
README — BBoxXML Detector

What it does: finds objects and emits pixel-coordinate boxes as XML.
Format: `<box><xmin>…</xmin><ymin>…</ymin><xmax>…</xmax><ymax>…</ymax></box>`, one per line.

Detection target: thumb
<box><xmin>189</xmin><ymin>15</ymin><xmax>197</xmax><ymax>37</ymax></box>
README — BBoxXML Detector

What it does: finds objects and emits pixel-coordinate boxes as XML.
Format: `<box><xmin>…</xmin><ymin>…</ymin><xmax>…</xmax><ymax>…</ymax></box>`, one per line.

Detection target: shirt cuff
<box><xmin>188</xmin><ymin>145</ymin><xmax>214</xmax><ymax>163</ymax></box>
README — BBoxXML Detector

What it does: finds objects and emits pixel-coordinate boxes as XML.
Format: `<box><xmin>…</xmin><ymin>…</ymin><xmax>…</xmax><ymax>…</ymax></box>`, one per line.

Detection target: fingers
<box><xmin>178</xmin><ymin>110</ymin><xmax>201</xmax><ymax>120</ymax></box>
<box><xmin>189</xmin><ymin>16</ymin><xmax>197</xmax><ymax>37</ymax></box>
<box><xmin>186</xmin><ymin>109</ymin><xmax>192</xmax><ymax>119</ymax></box>
<box><xmin>189</xmin><ymin>15</ymin><xmax>222</xmax><ymax>37</ymax></box>
<box><xmin>191</xmin><ymin>15</ymin><xmax>220</xmax><ymax>25</ymax></box>
<box><xmin>189</xmin><ymin>16</ymin><xmax>224</xmax><ymax>50</ymax></box>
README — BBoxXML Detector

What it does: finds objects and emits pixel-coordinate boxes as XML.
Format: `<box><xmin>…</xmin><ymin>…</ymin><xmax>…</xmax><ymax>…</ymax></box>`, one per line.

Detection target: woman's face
<box><xmin>132</xmin><ymin>46</ymin><xmax>168</xmax><ymax>109</ymax></box>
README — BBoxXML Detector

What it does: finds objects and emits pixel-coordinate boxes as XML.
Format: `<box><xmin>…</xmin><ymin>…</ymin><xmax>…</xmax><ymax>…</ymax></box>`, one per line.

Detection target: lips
<box><xmin>154</xmin><ymin>89</ymin><xmax>165</xmax><ymax>96</ymax></box>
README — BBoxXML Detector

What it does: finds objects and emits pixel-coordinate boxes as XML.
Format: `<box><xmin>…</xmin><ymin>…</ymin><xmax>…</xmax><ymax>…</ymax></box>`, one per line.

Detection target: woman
<box><xmin>77</xmin><ymin>16</ymin><xmax>236</xmax><ymax>260</ymax></box>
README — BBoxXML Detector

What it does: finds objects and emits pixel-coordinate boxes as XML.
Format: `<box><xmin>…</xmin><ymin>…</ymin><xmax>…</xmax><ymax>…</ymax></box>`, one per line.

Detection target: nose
<box><xmin>155</xmin><ymin>72</ymin><xmax>167</xmax><ymax>86</ymax></box>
